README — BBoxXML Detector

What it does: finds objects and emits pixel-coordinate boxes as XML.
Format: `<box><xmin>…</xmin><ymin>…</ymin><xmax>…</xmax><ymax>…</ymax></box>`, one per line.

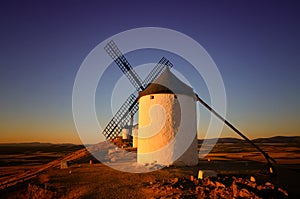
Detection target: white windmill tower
<box><xmin>137</xmin><ymin>67</ymin><xmax>198</xmax><ymax>166</ymax></box>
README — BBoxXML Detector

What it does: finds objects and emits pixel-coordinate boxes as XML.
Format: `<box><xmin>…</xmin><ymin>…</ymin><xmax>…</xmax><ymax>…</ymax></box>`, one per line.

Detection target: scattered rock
<box><xmin>107</xmin><ymin>149</ymin><xmax>115</xmax><ymax>155</ymax></box>
<box><xmin>278</xmin><ymin>187</ymin><xmax>289</xmax><ymax>197</ymax></box>
<box><xmin>18</xmin><ymin>184</ymin><xmax>60</xmax><ymax>199</ymax></box>
<box><xmin>265</xmin><ymin>181</ymin><xmax>272</xmax><ymax>186</ymax></box>
<box><xmin>198</xmin><ymin>170</ymin><xmax>217</xmax><ymax>179</ymax></box>
<box><xmin>171</xmin><ymin>177</ymin><xmax>178</xmax><ymax>184</ymax></box>
<box><xmin>239</xmin><ymin>188</ymin><xmax>251</xmax><ymax>198</ymax></box>
<box><xmin>145</xmin><ymin>175</ymin><xmax>288</xmax><ymax>199</ymax></box>
<box><xmin>60</xmin><ymin>160</ymin><xmax>69</xmax><ymax>169</ymax></box>
<box><xmin>190</xmin><ymin>175</ymin><xmax>194</xmax><ymax>181</ymax></box>
<box><xmin>215</xmin><ymin>181</ymin><xmax>225</xmax><ymax>188</ymax></box>
<box><xmin>232</xmin><ymin>181</ymin><xmax>238</xmax><ymax>197</ymax></box>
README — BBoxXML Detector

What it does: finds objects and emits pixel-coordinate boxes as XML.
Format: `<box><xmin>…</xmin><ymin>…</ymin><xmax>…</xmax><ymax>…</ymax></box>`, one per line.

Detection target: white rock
<box><xmin>108</xmin><ymin>149</ymin><xmax>115</xmax><ymax>155</ymax></box>
<box><xmin>198</xmin><ymin>170</ymin><xmax>217</xmax><ymax>179</ymax></box>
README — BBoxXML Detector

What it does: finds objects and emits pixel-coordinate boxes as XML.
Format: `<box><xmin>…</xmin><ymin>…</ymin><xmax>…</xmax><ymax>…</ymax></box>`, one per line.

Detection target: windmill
<box><xmin>101</xmin><ymin>40</ymin><xmax>276</xmax><ymax>174</ymax></box>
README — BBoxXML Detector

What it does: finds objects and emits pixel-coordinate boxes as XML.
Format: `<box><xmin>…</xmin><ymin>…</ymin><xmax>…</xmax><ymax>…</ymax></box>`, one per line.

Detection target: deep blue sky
<box><xmin>0</xmin><ymin>0</ymin><xmax>299</xmax><ymax>143</ymax></box>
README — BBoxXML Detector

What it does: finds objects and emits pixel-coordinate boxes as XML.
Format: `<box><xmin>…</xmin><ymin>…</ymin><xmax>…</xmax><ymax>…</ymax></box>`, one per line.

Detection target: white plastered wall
<box><xmin>137</xmin><ymin>93</ymin><xmax>198</xmax><ymax>166</ymax></box>
<box><xmin>132</xmin><ymin>127</ymin><xmax>138</xmax><ymax>148</ymax></box>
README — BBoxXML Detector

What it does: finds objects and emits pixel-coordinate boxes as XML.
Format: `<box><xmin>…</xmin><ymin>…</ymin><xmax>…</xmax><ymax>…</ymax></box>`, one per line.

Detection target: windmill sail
<box><xmin>102</xmin><ymin>40</ymin><xmax>174</xmax><ymax>140</ymax></box>
<box><xmin>102</xmin><ymin>94</ymin><xmax>139</xmax><ymax>140</ymax></box>
<box><xmin>142</xmin><ymin>57</ymin><xmax>173</xmax><ymax>88</ymax></box>
<box><xmin>104</xmin><ymin>40</ymin><xmax>144</xmax><ymax>91</ymax></box>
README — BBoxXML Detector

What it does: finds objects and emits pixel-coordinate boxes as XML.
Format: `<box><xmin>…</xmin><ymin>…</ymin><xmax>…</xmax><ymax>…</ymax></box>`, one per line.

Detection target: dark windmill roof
<box><xmin>139</xmin><ymin>67</ymin><xmax>194</xmax><ymax>98</ymax></box>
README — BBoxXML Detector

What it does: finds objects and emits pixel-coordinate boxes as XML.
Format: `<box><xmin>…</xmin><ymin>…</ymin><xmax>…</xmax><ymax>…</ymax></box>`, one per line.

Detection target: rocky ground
<box><xmin>0</xmin><ymin>138</ymin><xmax>299</xmax><ymax>198</ymax></box>
<box><xmin>142</xmin><ymin>176</ymin><xmax>289</xmax><ymax>199</ymax></box>
<box><xmin>10</xmin><ymin>175</ymin><xmax>290</xmax><ymax>199</ymax></box>
<box><xmin>2</xmin><ymin>163</ymin><xmax>294</xmax><ymax>199</ymax></box>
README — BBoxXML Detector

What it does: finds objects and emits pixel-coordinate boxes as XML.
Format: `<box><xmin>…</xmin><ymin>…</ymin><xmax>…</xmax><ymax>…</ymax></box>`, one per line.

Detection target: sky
<box><xmin>0</xmin><ymin>0</ymin><xmax>299</xmax><ymax>144</ymax></box>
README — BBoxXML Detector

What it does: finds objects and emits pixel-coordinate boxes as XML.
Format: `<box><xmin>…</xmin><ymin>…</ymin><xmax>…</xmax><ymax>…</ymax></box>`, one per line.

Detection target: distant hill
<box><xmin>198</xmin><ymin>136</ymin><xmax>300</xmax><ymax>145</ymax></box>
<box><xmin>0</xmin><ymin>142</ymin><xmax>80</xmax><ymax>147</ymax></box>
<box><xmin>1</xmin><ymin>136</ymin><xmax>299</xmax><ymax>148</ymax></box>
<box><xmin>252</xmin><ymin>136</ymin><xmax>300</xmax><ymax>144</ymax></box>
<box><xmin>198</xmin><ymin>138</ymin><xmax>245</xmax><ymax>144</ymax></box>
<box><xmin>0</xmin><ymin>142</ymin><xmax>84</xmax><ymax>155</ymax></box>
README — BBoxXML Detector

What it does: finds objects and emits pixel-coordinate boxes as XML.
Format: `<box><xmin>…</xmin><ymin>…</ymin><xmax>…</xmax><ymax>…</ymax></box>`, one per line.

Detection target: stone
<box><xmin>239</xmin><ymin>188</ymin><xmax>250</xmax><ymax>198</ymax></box>
<box><xmin>206</xmin><ymin>179</ymin><xmax>215</xmax><ymax>187</ymax></box>
<box><xmin>190</xmin><ymin>175</ymin><xmax>194</xmax><ymax>181</ymax></box>
<box><xmin>265</xmin><ymin>182</ymin><xmax>272</xmax><ymax>186</ymax></box>
<box><xmin>171</xmin><ymin>178</ymin><xmax>179</xmax><ymax>184</ymax></box>
<box><xmin>107</xmin><ymin>149</ymin><xmax>115</xmax><ymax>155</ymax></box>
<box><xmin>257</xmin><ymin>185</ymin><xmax>263</xmax><ymax>190</ymax></box>
<box><xmin>141</xmin><ymin>176</ymin><xmax>289</xmax><ymax>199</ymax></box>
<box><xmin>247</xmin><ymin>181</ymin><xmax>257</xmax><ymax>188</ymax></box>
<box><xmin>198</xmin><ymin>170</ymin><xmax>217</xmax><ymax>179</ymax></box>
<box><xmin>60</xmin><ymin>161</ymin><xmax>69</xmax><ymax>169</ymax></box>
<box><xmin>250</xmin><ymin>176</ymin><xmax>256</xmax><ymax>182</ymax></box>
<box><xmin>278</xmin><ymin>187</ymin><xmax>288</xmax><ymax>197</ymax></box>
<box><xmin>232</xmin><ymin>181</ymin><xmax>238</xmax><ymax>197</ymax></box>
<box><xmin>265</xmin><ymin>182</ymin><xmax>275</xmax><ymax>189</ymax></box>
<box><xmin>215</xmin><ymin>181</ymin><xmax>225</xmax><ymax>188</ymax></box>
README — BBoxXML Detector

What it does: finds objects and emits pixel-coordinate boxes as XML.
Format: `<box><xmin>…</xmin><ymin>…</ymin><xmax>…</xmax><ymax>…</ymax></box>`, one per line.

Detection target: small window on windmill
<box><xmin>150</xmin><ymin>95</ymin><xmax>154</xmax><ymax>100</ymax></box>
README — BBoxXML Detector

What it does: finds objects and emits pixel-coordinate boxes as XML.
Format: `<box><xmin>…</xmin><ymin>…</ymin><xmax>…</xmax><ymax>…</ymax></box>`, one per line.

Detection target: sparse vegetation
<box><xmin>0</xmin><ymin>137</ymin><xmax>299</xmax><ymax>198</ymax></box>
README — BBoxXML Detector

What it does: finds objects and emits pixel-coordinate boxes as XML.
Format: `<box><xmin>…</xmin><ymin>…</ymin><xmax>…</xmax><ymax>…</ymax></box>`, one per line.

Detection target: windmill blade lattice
<box><xmin>102</xmin><ymin>40</ymin><xmax>173</xmax><ymax>140</ymax></box>
<box><xmin>102</xmin><ymin>94</ymin><xmax>139</xmax><ymax>140</ymax></box>
<box><xmin>142</xmin><ymin>57</ymin><xmax>173</xmax><ymax>88</ymax></box>
<box><xmin>101</xmin><ymin>57</ymin><xmax>173</xmax><ymax>140</ymax></box>
<box><xmin>104</xmin><ymin>40</ymin><xmax>144</xmax><ymax>91</ymax></box>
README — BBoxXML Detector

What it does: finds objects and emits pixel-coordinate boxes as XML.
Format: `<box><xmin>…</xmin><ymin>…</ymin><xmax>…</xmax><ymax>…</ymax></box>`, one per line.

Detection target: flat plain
<box><xmin>0</xmin><ymin>137</ymin><xmax>299</xmax><ymax>198</ymax></box>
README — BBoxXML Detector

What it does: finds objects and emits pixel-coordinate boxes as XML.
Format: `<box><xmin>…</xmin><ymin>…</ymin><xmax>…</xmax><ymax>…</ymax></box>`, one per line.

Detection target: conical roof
<box><xmin>139</xmin><ymin>67</ymin><xmax>194</xmax><ymax>98</ymax></box>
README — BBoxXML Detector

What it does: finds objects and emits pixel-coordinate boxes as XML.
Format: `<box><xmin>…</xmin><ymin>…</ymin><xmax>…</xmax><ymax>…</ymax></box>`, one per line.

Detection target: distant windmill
<box><xmin>101</xmin><ymin>40</ymin><xmax>276</xmax><ymax>173</ymax></box>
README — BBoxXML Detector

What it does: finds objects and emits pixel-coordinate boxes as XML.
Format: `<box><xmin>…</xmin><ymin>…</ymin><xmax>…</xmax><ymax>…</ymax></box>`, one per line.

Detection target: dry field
<box><xmin>0</xmin><ymin>143</ymin><xmax>84</xmax><ymax>186</ymax></box>
<box><xmin>0</xmin><ymin>137</ymin><xmax>299</xmax><ymax>198</ymax></box>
